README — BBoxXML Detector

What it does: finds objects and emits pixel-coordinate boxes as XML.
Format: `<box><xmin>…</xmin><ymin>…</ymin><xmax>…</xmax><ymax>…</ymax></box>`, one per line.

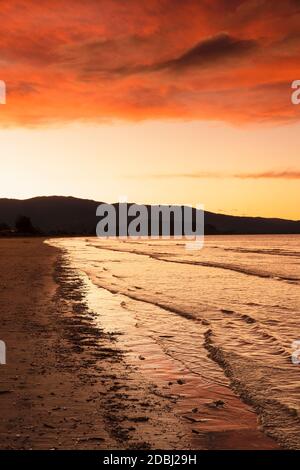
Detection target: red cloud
<box><xmin>0</xmin><ymin>0</ymin><xmax>300</xmax><ymax>126</ymax></box>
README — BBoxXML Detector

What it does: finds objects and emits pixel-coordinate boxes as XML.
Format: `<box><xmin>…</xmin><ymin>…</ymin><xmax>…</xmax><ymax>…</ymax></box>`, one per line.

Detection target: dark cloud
<box><xmin>157</xmin><ymin>33</ymin><xmax>258</xmax><ymax>71</ymax></box>
<box><xmin>70</xmin><ymin>33</ymin><xmax>259</xmax><ymax>78</ymax></box>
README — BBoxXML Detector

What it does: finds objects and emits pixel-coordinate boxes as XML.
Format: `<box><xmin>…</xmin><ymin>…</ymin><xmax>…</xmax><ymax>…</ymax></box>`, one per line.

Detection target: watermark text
<box><xmin>0</xmin><ymin>80</ymin><xmax>6</xmax><ymax>104</ymax></box>
<box><xmin>291</xmin><ymin>80</ymin><xmax>300</xmax><ymax>105</ymax></box>
<box><xmin>96</xmin><ymin>199</ymin><xmax>204</xmax><ymax>250</ymax></box>
<box><xmin>0</xmin><ymin>340</ymin><xmax>6</xmax><ymax>365</ymax></box>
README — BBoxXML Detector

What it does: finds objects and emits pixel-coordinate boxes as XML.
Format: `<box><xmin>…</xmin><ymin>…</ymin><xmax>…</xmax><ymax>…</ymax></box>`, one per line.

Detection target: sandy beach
<box><xmin>0</xmin><ymin>238</ymin><xmax>281</xmax><ymax>450</ymax></box>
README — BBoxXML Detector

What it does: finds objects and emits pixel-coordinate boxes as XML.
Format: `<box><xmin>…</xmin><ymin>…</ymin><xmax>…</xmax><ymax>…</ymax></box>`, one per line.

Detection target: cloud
<box><xmin>143</xmin><ymin>170</ymin><xmax>300</xmax><ymax>180</ymax></box>
<box><xmin>233</xmin><ymin>170</ymin><xmax>300</xmax><ymax>179</ymax></box>
<box><xmin>66</xmin><ymin>33</ymin><xmax>258</xmax><ymax>77</ymax></box>
<box><xmin>156</xmin><ymin>33</ymin><xmax>258</xmax><ymax>71</ymax></box>
<box><xmin>0</xmin><ymin>0</ymin><xmax>300</xmax><ymax>126</ymax></box>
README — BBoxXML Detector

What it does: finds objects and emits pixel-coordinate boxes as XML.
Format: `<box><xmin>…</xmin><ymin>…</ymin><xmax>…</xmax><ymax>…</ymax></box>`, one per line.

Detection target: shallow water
<box><xmin>47</xmin><ymin>235</ymin><xmax>300</xmax><ymax>448</ymax></box>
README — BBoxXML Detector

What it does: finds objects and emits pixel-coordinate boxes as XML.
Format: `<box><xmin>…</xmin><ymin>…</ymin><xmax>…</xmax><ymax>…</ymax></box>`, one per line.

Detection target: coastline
<box><xmin>0</xmin><ymin>238</ymin><xmax>280</xmax><ymax>449</ymax></box>
<box><xmin>0</xmin><ymin>238</ymin><xmax>190</xmax><ymax>449</ymax></box>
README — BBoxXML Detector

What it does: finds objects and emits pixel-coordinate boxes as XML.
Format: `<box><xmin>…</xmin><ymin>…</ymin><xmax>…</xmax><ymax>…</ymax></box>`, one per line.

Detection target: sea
<box><xmin>47</xmin><ymin>234</ymin><xmax>300</xmax><ymax>448</ymax></box>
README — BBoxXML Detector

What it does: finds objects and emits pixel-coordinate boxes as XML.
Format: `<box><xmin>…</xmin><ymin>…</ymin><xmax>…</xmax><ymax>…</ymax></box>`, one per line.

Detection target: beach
<box><xmin>1</xmin><ymin>236</ymin><xmax>299</xmax><ymax>449</ymax></box>
<box><xmin>0</xmin><ymin>239</ymin><xmax>189</xmax><ymax>449</ymax></box>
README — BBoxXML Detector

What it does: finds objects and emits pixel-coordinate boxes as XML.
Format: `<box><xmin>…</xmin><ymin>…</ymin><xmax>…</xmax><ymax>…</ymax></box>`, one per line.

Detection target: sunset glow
<box><xmin>0</xmin><ymin>0</ymin><xmax>300</xmax><ymax>219</ymax></box>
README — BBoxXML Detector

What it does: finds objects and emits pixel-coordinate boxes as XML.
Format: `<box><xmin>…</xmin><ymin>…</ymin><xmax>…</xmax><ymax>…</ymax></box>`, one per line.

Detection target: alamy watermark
<box><xmin>0</xmin><ymin>80</ymin><xmax>6</xmax><ymax>104</ymax></box>
<box><xmin>291</xmin><ymin>340</ymin><xmax>300</xmax><ymax>365</ymax></box>
<box><xmin>291</xmin><ymin>80</ymin><xmax>300</xmax><ymax>105</ymax></box>
<box><xmin>96</xmin><ymin>198</ymin><xmax>204</xmax><ymax>250</ymax></box>
<box><xmin>0</xmin><ymin>340</ymin><xmax>6</xmax><ymax>365</ymax></box>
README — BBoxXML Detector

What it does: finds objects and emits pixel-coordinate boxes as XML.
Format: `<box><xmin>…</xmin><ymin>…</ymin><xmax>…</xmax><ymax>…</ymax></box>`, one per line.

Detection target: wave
<box><xmin>210</xmin><ymin>246</ymin><xmax>300</xmax><ymax>258</ymax></box>
<box><xmin>88</xmin><ymin>243</ymin><xmax>300</xmax><ymax>284</ymax></box>
<box><xmin>92</xmin><ymin>274</ymin><xmax>200</xmax><ymax>322</ymax></box>
<box><xmin>92</xmin><ymin>267</ymin><xmax>300</xmax><ymax>448</ymax></box>
<box><xmin>204</xmin><ymin>329</ymin><xmax>300</xmax><ymax>449</ymax></box>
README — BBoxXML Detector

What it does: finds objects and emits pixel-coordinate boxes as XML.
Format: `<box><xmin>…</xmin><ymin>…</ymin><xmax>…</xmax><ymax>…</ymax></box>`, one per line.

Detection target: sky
<box><xmin>0</xmin><ymin>0</ymin><xmax>300</xmax><ymax>219</ymax></box>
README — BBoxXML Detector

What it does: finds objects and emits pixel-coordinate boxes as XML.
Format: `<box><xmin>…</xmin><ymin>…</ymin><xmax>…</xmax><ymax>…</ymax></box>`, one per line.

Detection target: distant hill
<box><xmin>0</xmin><ymin>196</ymin><xmax>299</xmax><ymax>235</ymax></box>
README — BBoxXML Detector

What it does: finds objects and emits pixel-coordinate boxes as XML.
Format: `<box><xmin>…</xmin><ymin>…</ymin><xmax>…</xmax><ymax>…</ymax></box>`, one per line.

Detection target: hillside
<box><xmin>0</xmin><ymin>196</ymin><xmax>299</xmax><ymax>235</ymax></box>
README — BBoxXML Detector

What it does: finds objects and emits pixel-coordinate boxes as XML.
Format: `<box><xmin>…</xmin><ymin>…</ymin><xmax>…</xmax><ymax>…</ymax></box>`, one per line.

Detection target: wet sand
<box><xmin>0</xmin><ymin>238</ymin><xmax>280</xmax><ymax>449</ymax></box>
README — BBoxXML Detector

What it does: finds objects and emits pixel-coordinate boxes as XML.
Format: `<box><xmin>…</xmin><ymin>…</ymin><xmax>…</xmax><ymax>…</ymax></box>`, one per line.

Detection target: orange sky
<box><xmin>0</xmin><ymin>0</ymin><xmax>300</xmax><ymax>219</ymax></box>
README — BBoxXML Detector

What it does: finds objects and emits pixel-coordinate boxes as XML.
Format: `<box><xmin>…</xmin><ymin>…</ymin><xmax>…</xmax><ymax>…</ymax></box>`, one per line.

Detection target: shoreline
<box><xmin>0</xmin><ymin>238</ymin><xmax>280</xmax><ymax>449</ymax></box>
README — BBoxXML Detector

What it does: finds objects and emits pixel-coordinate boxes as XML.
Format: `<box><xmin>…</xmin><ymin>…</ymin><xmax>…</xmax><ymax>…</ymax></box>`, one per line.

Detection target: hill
<box><xmin>0</xmin><ymin>196</ymin><xmax>299</xmax><ymax>235</ymax></box>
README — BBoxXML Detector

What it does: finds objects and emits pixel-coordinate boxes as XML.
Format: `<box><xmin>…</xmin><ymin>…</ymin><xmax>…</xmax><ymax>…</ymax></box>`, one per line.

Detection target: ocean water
<box><xmin>48</xmin><ymin>235</ymin><xmax>300</xmax><ymax>448</ymax></box>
